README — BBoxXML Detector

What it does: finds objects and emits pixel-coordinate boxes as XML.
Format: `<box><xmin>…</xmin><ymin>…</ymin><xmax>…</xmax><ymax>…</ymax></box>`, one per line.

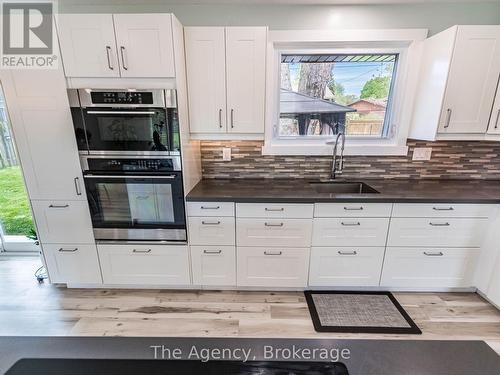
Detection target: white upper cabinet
<box><xmin>57</xmin><ymin>13</ymin><xmax>175</xmax><ymax>78</ymax></box>
<box><xmin>226</xmin><ymin>27</ymin><xmax>266</xmax><ymax>134</ymax></box>
<box><xmin>56</xmin><ymin>14</ymin><xmax>119</xmax><ymax>78</ymax></box>
<box><xmin>410</xmin><ymin>25</ymin><xmax>500</xmax><ymax>140</ymax></box>
<box><xmin>113</xmin><ymin>14</ymin><xmax>175</xmax><ymax>78</ymax></box>
<box><xmin>185</xmin><ymin>27</ymin><xmax>227</xmax><ymax>133</ymax></box>
<box><xmin>185</xmin><ymin>26</ymin><xmax>267</xmax><ymax>136</ymax></box>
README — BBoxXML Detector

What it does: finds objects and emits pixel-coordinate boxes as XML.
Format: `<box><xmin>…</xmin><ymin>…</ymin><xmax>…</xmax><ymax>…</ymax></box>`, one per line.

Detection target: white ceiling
<box><xmin>156</xmin><ymin>0</ymin><xmax>500</xmax><ymax>3</ymax></box>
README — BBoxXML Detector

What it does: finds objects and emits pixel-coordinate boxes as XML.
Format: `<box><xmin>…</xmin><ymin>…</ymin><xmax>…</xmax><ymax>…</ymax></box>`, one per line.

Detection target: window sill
<box><xmin>261</xmin><ymin>142</ymin><xmax>409</xmax><ymax>156</ymax></box>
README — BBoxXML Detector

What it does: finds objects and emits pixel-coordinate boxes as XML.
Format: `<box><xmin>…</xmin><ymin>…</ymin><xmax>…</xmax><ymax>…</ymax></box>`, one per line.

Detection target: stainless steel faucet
<box><xmin>328</xmin><ymin>132</ymin><xmax>345</xmax><ymax>180</ymax></box>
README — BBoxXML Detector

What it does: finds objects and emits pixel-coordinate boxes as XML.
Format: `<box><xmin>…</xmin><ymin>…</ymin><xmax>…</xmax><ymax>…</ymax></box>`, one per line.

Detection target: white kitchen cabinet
<box><xmin>43</xmin><ymin>244</ymin><xmax>102</xmax><ymax>285</ymax></box>
<box><xmin>237</xmin><ymin>203</ymin><xmax>314</xmax><ymax>219</ymax></box>
<box><xmin>56</xmin><ymin>14</ymin><xmax>119</xmax><ymax>78</ymax></box>
<box><xmin>188</xmin><ymin>217</ymin><xmax>236</xmax><ymax>246</ymax></box>
<box><xmin>57</xmin><ymin>14</ymin><xmax>175</xmax><ymax>78</ymax></box>
<box><xmin>487</xmin><ymin>82</ymin><xmax>500</xmax><ymax>135</ymax></box>
<box><xmin>187</xmin><ymin>201</ymin><xmax>235</xmax><ymax>217</ymax></box>
<box><xmin>185</xmin><ymin>26</ymin><xmax>266</xmax><ymax>136</ymax></box>
<box><xmin>392</xmin><ymin>203</ymin><xmax>493</xmax><ymax>218</ymax></box>
<box><xmin>98</xmin><ymin>244</ymin><xmax>190</xmax><ymax>285</ymax></box>
<box><xmin>314</xmin><ymin>203</ymin><xmax>393</xmax><ymax>218</ymax></box>
<box><xmin>381</xmin><ymin>247</ymin><xmax>479</xmax><ymax>288</ymax></box>
<box><xmin>236</xmin><ymin>218</ymin><xmax>312</xmax><ymax>247</ymax></box>
<box><xmin>486</xmin><ymin>249</ymin><xmax>500</xmax><ymax>307</ymax></box>
<box><xmin>410</xmin><ymin>25</ymin><xmax>500</xmax><ymax>140</ymax></box>
<box><xmin>309</xmin><ymin>247</ymin><xmax>385</xmax><ymax>287</ymax></box>
<box><xmin>312</xmin><ymin>218</ymin><xmax>390</xmax><ymax>247</ymax></box>
<box><xmin>237</xmin><ymin>247</ymin><xmax>309</xmax><ymax>287</ymax></box>
<box><xmin>31</xmin><ymin>201</ymin><xmax>94</xmax><ymax>244</ymax></box>
<box><xmin>191</xmin><ymin>246</ymin><xmax>236</xmax><ymax>286</ymax></box>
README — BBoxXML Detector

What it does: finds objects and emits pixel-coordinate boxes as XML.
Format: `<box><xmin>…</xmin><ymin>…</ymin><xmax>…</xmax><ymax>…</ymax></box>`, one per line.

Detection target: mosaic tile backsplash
<box><xmin>201</xmin><ymin>140</ymin><xmax>500</xmax><ymax>180</ymax></box>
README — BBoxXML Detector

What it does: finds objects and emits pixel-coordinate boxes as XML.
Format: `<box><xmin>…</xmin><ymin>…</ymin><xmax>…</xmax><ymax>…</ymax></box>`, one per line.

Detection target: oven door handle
<box><xmin>85</xmin><ymin>111</ymin><xmax>157</xmax><ymax>115</ymax></box>
<box><xmin>84</xmin><ymin>174</ymin><xmax>177</xmax><ymax>179</ymax></box>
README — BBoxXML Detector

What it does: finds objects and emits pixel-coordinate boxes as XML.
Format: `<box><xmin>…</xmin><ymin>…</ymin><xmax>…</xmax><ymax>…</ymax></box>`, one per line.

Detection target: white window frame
<box><xmin>263</xmin><ymin>29</ymin><xmax>428</xmax><ymax>156</ymax></box>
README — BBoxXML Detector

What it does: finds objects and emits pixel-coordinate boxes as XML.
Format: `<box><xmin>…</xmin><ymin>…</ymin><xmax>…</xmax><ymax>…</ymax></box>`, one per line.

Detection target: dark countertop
<box><xmin>0</xmin><ymin>337</ymin><xmax>499</xmax><ymax>375</ymax></box>
<box><xmin>186</xmin><ymin>179</ymin><xmax>500</xmax><ymax>203</ymax></box>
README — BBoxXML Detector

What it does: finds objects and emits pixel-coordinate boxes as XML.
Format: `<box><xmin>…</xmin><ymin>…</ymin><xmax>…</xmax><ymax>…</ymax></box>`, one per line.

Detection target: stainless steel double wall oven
<box><xmin>69</xmin><ymin>89</ymin><xmax>186</xmax><ymax>242</ymax></box>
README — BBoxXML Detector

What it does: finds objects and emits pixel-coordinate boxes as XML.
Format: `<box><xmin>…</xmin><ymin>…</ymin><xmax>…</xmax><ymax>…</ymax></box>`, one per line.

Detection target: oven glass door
<box><xmin>81</xmin><ymin>108</ymin><xmax>179</xmax><ymax>153</ymax></box>
<box><xmin>84</xmin><ymin>172</ymin><xmax>185</xmax><ymax>240</ymax></box>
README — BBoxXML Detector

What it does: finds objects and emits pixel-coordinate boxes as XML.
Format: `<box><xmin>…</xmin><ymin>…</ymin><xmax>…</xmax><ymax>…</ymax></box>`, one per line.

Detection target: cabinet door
<box><xmin>113</xmin><ymin>14</ymin><xmax>175</xmax><ymax>78</ymax></box>
<box><xmin>486</xmin><ymin>249</ymin><xmax>500</xmax><ymax>307</ymax></box>
<box><xmin>191</xmin><ymin>246</ymin><xmax>236</xmax><ymax>286</ymax></box>
<box><xmin>188</xmin><ymin>217</ymin><xmax>235</xmax><ymax>246</ymax></box>
<box><xmin>185</xmin><ymin>27</ymin><xmax>227</xmax><ymax>133</ymax></box>
<box><xmin>226</xmin><ymin>27</ymin><xmax>266</xmax><ymax>134</ymax></box>
<box><xmin>43</xmin><ymin>244</ymin><xmax>102</xmax><ymax>285</ymax></box>
<box><xmin>0</xmin><ymin>68</ymin><xmax>85</xmax><ymax>200</ymax></box>
<box><xmin>56</xmin><ymin>14</ymin><xmax>119</xmax><ymax>77</ymax></box>
<box><xmin>439</xmin><ymin>26</ymin><xmax>500</xmax><ymax>134</ymax></box>
<box><xmin>487</xmin><ymin>81</ymin><xmax>500</xmax><ymax>134</ymax></box>
<box><xmin>312</xmin><ymin>218</ymin><xmax>390</xmax><ymax>247</ymax></box>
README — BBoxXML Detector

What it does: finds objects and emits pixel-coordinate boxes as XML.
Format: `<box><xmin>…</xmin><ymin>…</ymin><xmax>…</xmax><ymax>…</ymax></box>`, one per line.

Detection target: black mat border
<box><xmin>304</xmin><ymin>290</ymin><xmax>422</xmax><ymax>334</ymax></box>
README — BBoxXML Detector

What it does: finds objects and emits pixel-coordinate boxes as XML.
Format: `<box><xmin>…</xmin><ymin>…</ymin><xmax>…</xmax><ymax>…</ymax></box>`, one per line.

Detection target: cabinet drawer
<box><xmin>31</xmin><ymin>200</ymin><xmax>94</xmax><ymax>244</ymax></box>
<box><xmin>187</xmin><ymin>202</ymin><xmax>235</xmax><ymax>217</ymax></box>
<box><xmin>388</xmin><ymin>218</ymin><xmax>488</xmax><ymax>247</ymax></box>
<box><xmin>381</xmin><ymin>247</ymin><xmax>479</xmax><ymax>288</ymax></box>
<box><xmin>236</xmin><ymin>203</ymin><xmax>314</xmax><ymax>219</ymax></box>
<box><xmin>312</xmin><ymin>218</ymin><xmax>389</xmax><ymax>247</ymax></box>
<box><xmin>43</xmin><ymin>244</ymin><xmax>102</xmax><ymax>284</ymax></box>
<box><xmin>188</xmin><ymin>217</ymin><xmax>235</xmax><ymax>246</ymax></box>
<box><xmin>191</xmin><ymin>246</ymin><xmax>236</xmax><ymax>286</ymax></box>
<box><xmin>236</xmin><ymin>218</ymin><xmax>312</xmax><ymax>247</ymax></box>
<box><xmin>237</xmin><ymin>247</ymin><xmax>309</xmax><ymax>287</ymax></box>
<box><xmin>392</xmin><ymin>203</ymin><xmax>494</xmax><ymax>218</ymax></box>
<box><xmin>309</xmin><ymin>247</ymin><xmax>385</xmax><ymax>287</ymax></box>
<box><xmin>314</xmin><ymin>203</ymin><xmax>392</xmax><ymax>218</ymax></box>
<box><xmin>97</xmin><ymin>244</ymin><xmax>190</xmax><ymax>285</ymax></box>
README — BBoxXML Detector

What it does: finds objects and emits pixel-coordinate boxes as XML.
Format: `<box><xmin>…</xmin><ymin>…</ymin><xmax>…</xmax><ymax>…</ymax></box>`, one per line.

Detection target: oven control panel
<box><xmin>85</xmin><ymin>158</ymin><xmax>179</xmax><ymax>172</ymax></box>
<box><xmin>90</xmin><ymin>91</ymin><xmax>154</xmax><ymax>105</ymax></box>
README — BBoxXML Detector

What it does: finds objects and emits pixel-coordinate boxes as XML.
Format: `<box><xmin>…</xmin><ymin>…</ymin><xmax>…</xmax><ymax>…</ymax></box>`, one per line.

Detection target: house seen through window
<box><xmin>279</xmin><ymin>53</ymin><xmax>398</xmax><ymax>138</ymax></box>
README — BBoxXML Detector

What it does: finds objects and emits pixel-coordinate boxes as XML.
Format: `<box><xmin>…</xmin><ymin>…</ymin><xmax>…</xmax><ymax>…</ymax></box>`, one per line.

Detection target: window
<box><xmin>279</xmin><ymin>53</ymin><xmax>398</xmax><ymax>139</ymax></box>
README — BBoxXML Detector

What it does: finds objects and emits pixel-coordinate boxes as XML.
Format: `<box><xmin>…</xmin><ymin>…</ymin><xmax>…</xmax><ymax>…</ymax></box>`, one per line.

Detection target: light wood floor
<box><xmin>1</xmin><ymin>256</ymin><xmax>499</xmax><ymax>354</ymax></box>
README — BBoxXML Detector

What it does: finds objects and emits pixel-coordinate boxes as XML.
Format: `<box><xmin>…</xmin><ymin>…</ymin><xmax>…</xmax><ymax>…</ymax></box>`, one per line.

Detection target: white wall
<box><xmin>58</xmin><ymin>1</ymin><xmax>500</xmax><ymax>35</ymax></box>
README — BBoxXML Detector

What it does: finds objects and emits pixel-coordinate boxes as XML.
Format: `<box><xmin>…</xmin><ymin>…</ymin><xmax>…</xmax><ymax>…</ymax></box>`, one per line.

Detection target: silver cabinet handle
<box><xmin>432</xmin><ymin>207</ymin><xmax>454</xmax><ymax>211</ymax></box>
<box><xmin>120</xmin><ymin>46</ymin><xmax>128</xmax><ymax>70</ymax></box>
<box><xmin>105</xmin><ymin>46</ymin><xmax>114</xmax><ymax>70</ymax></box>
<box><xmin>201</xmin><ymin>220</ymin><xmax>221</xmax><ymax>225</ymax></box>
<box><xmin>344</xmin><ymin>206</ymin><xmax>363</xmax><ymax>211</ymax></box>
<box><xmin>59</xmin><ymin>248</ymin><xmax>78</xmax><ymax>252</ymax></box>
<box><xmin>495</xmin><ymin>109</ymin><xmax>500</xmax><ymax>129</ymax></box>
<box><xmin>86</xmin><ymin>110</ymin><xmax>156</xmax><ymax>115</ymax></box>
<box><xmin>133</xmin><ymin>249</ymin><xmax>152</xmax><ymax>253</ymax></box>
<box><xmin>230</xmin><ymin>109</ymin><xmax>234</xmax><ymax>128</ymax></box>
<box><xmin>200</xmin><ymin>206</ymin><xmax>220</xmax><ymax>210</ymax></box>
<box><xmin>424</xmin><ymin>251</ymin><xmax>444</xmax><ymax>256</ymax></box>
<box><xmin>49</xmin><ymin>204</ymin><xmax>69</xmax><ymax>208</ymax></box>
<box><xmin>264</xmin><ymin>222</ymin><xmax>284</xmax><ymax>227</ymax></box>
<box><xmin>74</xmin><ymin>177</ymin><xmax>82</xmax><ymax>196</ymax></box>
<box><xmin>265</xmin><ymin>207</ymin><xmax>284</xmax><ymax>212</ymax></box>
<box><xmin>444</xmin><ymin>108</ymin><xmax>452</xmax><ymax>128</ymax></box>
<box><xmin>218</xmin><ymin>109</ymin><xmax>223</xmax><ymax>129</ymax></box>
<box><xmin>264</xmin><ymin>251</ymin><xmax>282</xmax><ymax>256</ymax></box>
<box><xmin>203</xmin><ymin>250</ymin><xmax>222</xmax><ymax>254</ymax></box>
<box><xmin>338</xmin><ymin>250</ymin><xmax>357</xmax><ymax>255</ymax></box>
<box><xmin>341</xmin><ymin>222</ymin><xmax>361</xmax><ymax>226</ymax></box>
<box><xmin>429</xmin><ymin>222</ymin><xmax>450</xmax><ymax>226</ymax></box>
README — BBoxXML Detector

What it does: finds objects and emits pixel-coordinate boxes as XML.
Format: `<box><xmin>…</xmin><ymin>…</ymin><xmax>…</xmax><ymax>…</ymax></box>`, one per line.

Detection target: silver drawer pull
<box><xmin>338</xmin><ymin>250</ymin><xmax>357</xmax><ymax>255</ymax></box>
<box><xmin>49</xmin><ymin>204</ymin><xmax>69</xmax><ymax>208</ymax></box>
<box><xmin>429</xmin><ymin>222</ymin><xmax>450</xmax><ymax>226</ymax></box>
<box><xmin>58</xmin><ymin>248</ymin><xmax>78</xmax><ymax>252</ymax></box>
<box><xmin>265</xmin><ymin>207</ymin><xmax>284</xmax><ymax>212</ymax></box>
<box><xmin>341</xmin><ymin>222</ymin><xmax>361</xmax><ymax>226</ymax></box>
<box><xmin>264</xmin><ymin>222</ymin><xmax>284</xmax><ymax>227</ymax></box>
<box><xmin>200</xmin><ymin>206</ymin><xmax>220</xmax><ymax>210</ymax></box>
<box><xmin>133</xmin><ymin>249</ymin><xmax>152</xmax><ymax>253</ymax></box>
<box><xmin>424</xmin><ymin>251</ymin><xmax>444</xmax><ymax>256</ymax></box>
<box><xmin>201</xmin><ymin>221</ymin><xmax>221</xmax><ymax>225</ymax></box>
<box><xmin>203</xmin><ymin>250</ymin><xmax>222</xmax><ymax>254</ymax></box>
<box><xmin>432</xmin><ymin>207</ymin><xmax>454</xmax><ymax>211</ymax></box>
<box><xmin>344</xmin><ymin>207</ymin><xmax>363</xmax><ymax>211</ymax></box>
<box><xmin>264</xmin><ymin>251</ymin><xmax>282</xmax><ymax>256</ymax></box>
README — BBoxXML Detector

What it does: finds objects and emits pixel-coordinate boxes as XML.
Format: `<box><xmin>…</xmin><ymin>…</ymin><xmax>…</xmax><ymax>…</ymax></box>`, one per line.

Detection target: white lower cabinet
<box><xmin>236</xmin><ymin>218</ymin><xmax>312</xmax><ymax>247</ymax></box>
<box><xmin>43</xmin><ymin>244</ymin><xmax>102</xmax><ymax>284</ymax></box>
<box><xmin>237</xmin><ymin>247</ymin><xmax>309</xmax><ymax>287</ymax></box>
<box><xmin>309</xmin><ymin>247</ymin><xmax>385</xmax><ymax>287</ymax></box>
<box><xmin>188</xmin><ymin>217</ymin><xmax>235</xmax><ymax>246</ymax></box>
<box><xmin>191</xmin><ymin>246</ymin><xmax>236</xmax><ymax>286</ymax></box>
<box><xmin>381</xmin><ymin>247</ymin><xmax>479</xmax><ymax>288</ymax></box>
<box><xmin>312</xmin><ymin>218</ymin><xmax>389</xmax><ymax>247</ymax></box>
<box><xmin>97</xmin><ymin>244</ymin><xmax>190</xmax><ymax>285</ymax></box>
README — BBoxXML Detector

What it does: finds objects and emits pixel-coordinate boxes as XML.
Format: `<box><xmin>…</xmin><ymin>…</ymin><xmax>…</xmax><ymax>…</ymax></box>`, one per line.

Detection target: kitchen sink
<box><xmin>310</xmin><ymin>181</ymin><xmax>379</xmax><ymax>194</ymax></box>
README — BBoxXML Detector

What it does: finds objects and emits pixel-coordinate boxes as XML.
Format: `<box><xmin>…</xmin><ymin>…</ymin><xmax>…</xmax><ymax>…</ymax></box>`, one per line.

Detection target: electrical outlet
<box><xmin>412</xmin><ymin>147</ymin><xmax>432</xmax><ymax>161</ymax></box>
<box><xmin>222</xmin><ymin>147</ymin><xmax>232</xmax><ymax>161</ymax></box>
